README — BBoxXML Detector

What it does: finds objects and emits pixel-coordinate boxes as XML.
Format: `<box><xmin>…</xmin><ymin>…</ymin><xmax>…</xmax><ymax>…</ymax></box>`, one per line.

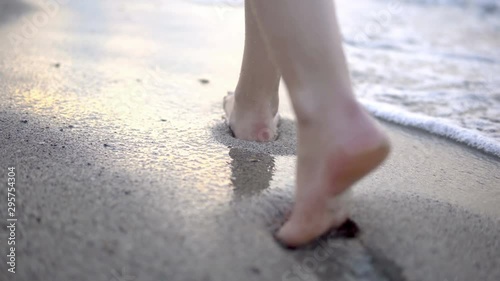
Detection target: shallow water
<box><xmin>342</xmin><ymin>0</ymin><xmax>500</xmax><ymax>156</ymax></box>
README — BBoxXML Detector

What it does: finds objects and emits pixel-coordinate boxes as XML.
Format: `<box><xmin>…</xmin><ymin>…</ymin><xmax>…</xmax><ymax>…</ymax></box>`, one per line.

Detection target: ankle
<box><xmin>296</xmin><ymin>98</ymin><xmax>389</xmax><ymax>153</ymax></box>
<box><xmin>294</xmin><ymin>94</ymin><xmax>361</xmax><ymax>127</ymax></box>
<box><xmin>233</xmin><ymin>92</ymin><xmax>279</xmax><ymax>116</ymax></box>
<box><xmin>340</xmin><ymin>111</ymin><xmax>390</xmax><ymax>156</ymax></box>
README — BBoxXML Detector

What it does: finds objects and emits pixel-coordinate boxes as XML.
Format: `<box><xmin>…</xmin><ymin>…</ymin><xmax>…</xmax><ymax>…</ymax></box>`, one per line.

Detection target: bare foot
<box><xmin>223</xmin><ymin>91</ymin><xmax>280</xmax><ymax>142</ymax></box>
<box><xmin>276</xmin><ymin>103</ymin><xmax>390</xmax><ymax>247</ymax></box>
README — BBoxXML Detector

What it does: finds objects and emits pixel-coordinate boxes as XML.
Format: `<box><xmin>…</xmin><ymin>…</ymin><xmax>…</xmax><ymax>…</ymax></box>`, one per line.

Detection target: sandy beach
<box><xmin>0</xmin><ymin>0</ymin><xmax>499</xmax><ymax>280</ymax></box>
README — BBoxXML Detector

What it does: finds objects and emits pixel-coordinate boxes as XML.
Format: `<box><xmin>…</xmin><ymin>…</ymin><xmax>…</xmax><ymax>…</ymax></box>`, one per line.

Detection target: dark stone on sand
<box><xmin>337</xmin><ymin>219</ymin><xmax>360</xmax><ymax>239</ymax></box>
<box><xmin>249</xmin><ymin>266</ymin><xmax>261</xmax><ymax>275</ymax></box>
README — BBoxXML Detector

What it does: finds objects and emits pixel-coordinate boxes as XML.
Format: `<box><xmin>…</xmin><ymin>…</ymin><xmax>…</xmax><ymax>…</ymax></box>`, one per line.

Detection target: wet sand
<box><xmin>0</xmin><ymin>0</ymin><xmax>499</xmax><ymax>281</ymax></box>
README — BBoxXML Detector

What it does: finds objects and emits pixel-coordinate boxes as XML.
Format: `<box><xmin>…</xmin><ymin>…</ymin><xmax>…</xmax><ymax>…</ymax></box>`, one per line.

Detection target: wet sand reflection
<box><xmin>229</xmin><ymin>147</ymin><xmax>275</xmax><ymax>201</ymax></box>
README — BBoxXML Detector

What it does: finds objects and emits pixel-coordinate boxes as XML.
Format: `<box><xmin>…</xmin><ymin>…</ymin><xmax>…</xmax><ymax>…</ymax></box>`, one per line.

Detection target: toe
<box><xmin>257</xmin><ymin>128</ymin><xmax>277</xmax><ymax>142</ymax></box>
<box><xmin>276</xmin><ymin>190</ymin><xmax>351</xmax><ymax>247</ymax></box>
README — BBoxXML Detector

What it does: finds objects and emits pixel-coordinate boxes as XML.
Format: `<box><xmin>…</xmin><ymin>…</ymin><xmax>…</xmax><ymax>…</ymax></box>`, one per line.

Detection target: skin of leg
<box><xmin>223</xmin><ymin>0</ymin><xmax>281</xmax><ymax>142</ymax></box>
<box><xmin>248</xmin><ymin>0</ymin><xmax>391</xmax><ymax>246</ymax></box>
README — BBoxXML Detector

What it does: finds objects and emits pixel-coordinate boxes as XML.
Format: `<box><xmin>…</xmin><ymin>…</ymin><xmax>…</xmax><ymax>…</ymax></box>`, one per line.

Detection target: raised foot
<box><xmin>223</xmin><ymin>92</ymin><xmax>280</xmax><ymax>142</ymax></box>
<box><xmin>276</xmin><ymin>116</ymin><xmax>390</xmax><ymax>247</ymax></box>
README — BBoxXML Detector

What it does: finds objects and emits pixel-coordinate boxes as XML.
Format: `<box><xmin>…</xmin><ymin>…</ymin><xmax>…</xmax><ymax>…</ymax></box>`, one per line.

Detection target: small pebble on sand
<box><xmin>199</xmin><ymin>78</ymin><xmax>210</xmax><ymax>84</ymax></box>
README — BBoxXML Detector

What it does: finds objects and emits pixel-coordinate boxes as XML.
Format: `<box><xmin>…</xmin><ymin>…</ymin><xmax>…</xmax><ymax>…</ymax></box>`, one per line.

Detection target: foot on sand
<box><xmin>223</xmin><ymin>91</ymin><xmax>280</xmax><ymax>142</ymax></box>
<box><xmin>275</xmin><ymin>102</ymin><xmax>390</xmax><ymax>247</ymax></box>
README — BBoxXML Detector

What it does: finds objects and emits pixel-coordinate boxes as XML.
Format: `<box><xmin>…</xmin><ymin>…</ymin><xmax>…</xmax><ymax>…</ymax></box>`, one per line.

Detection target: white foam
<box><xmin>360</xmin><ymin>99</ymin><xmax>500</xmax><ymax>158</ymax></box>
<box><xmin>190</xmin><ymin>0</ymin><xmax>500</xmax><ymax>9</ymax></box>
<box><xmin>402</xmin><ymin>0</ymin><xmax>499</xmax><ymax>8</ymax></box>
